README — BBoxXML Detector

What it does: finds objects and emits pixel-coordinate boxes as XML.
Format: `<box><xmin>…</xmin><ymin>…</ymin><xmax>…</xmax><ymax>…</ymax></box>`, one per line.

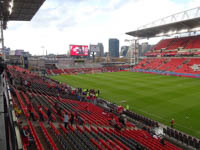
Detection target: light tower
<box><xmin>125</xmin><ymin>38</ymin><xmax>139</xmax><ymax>65</ymax></box>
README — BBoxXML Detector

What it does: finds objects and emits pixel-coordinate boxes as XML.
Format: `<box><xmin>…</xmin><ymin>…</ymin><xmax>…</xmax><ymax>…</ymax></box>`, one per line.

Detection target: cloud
<box><xmin>4</xmin><ymin>0</ymin><xmax>200</xmax><ymax>55</ymax></box>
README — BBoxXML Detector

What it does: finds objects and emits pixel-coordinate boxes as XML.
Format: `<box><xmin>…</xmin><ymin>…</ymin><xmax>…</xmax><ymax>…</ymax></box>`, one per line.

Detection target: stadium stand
<box><xmin>133</xmin><ymin>34</ymin><xmax>200</xmax><ymax>78</ymax></box>
<box><xmin>163</xmin><ymin>127</ymin><xmax>200</xmax><ymax>149</ymax></box>
<box><xmin>134</xmin><ymin>57</ymin><xmax>200</xmax><ymax>78</ymax></box>
<box><xmin>1</xmin><ymin>65</ymin><xmax>185</xmax><ymax>150</ymax></box>
<box><xmin>47</xmin><ymin>65</ymin><xmax>130</xmax><ymax>75</ymax></box>
<box><xmin>145</xmin><ymin>35</ymin><xmax>200</xmax><ymax>57</ymax></box>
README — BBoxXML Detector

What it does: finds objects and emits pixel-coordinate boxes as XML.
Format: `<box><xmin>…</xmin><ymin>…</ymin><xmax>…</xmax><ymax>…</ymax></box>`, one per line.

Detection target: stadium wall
<box><xmin>133</xmin><ymin>69</ymin><xmax>200</xmax><ymax>78</ymax></box>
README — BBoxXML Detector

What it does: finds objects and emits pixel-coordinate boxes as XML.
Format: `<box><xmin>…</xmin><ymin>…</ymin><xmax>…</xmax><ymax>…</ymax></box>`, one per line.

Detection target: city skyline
<box><xmin>4</xmin><ymin>0</ymin><xmax>199</xmax><ymax>55</ymax></box>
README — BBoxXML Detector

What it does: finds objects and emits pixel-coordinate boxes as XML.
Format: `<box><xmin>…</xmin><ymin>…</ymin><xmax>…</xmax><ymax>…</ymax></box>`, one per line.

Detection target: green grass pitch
<box><xmin>51</xmin><ymin>72</ymin><xmax>200</xmax><ymax>138</ymax></box>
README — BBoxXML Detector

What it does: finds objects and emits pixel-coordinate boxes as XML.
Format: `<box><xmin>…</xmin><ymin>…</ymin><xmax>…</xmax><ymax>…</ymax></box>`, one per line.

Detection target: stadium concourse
<box><xmin>1</xmin><ymin>65</ymin><xmax>185</xmax><ymax>150</ymax></box>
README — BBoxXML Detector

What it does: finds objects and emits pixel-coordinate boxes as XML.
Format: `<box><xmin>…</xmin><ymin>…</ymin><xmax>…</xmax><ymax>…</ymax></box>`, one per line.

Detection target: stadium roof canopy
<box><xmin>9</xmin><ymin>0</ymin><xmax>45</xmax><ymax>21</ymax></box>
<box><xmin>0</xmin><ymin>0</ymin><xmax>46</xmax><ymax>29</ymax></box>
<box><xmin>126</xmin><ymin>7</ymin><xmax>200</xmax><ymax>38</ymax></box>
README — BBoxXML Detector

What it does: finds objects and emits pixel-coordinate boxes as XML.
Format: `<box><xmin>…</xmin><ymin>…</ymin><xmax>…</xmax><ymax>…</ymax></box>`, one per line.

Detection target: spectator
<box><xmin>14</xmin><ymin>104</ymin><xmax>22</xmax><ymax>118</ymax></box>
<box><xmin>57</xmin><ymin>107</ymin><xmax>62</xmax><ymax>116</ymax></box>
<box><xmin>69</xmin><ymin>113</ymin><xmax>74</xmax><ymax>125</ymax></box>
<box><xmin>109</xmin><ymin>117</ymin><xmax>116</xmax><ymax>126</ymax></box>
<box><xmin>57</xmin><ymin>93</ymin><xmax>61</xmax><ymax>101</ymax></box>
<box><xmin>117</xmin><ymin>106</ymin><xmax>124</xmax><ymax>114</ymax></box>
<box><xmin>64</xmin><ymin>112</ymin><xmax>69</xmax><ymax>129</ymax></box>
<box><xmin>79</xmin><ymin>88</ymin><xmax>82</xmax><ymax>94</ymax></box>
<box><xmin>24</xmin><ymin>80</ymin><xmax>28</xmax><ymax>86</ymax></box>
<box><xmin>119</xmin><ymin>115</ymin><xmax>126</xmax><ymax>127</ymax></box>
<box><xmin>27</xmin><ymin>81</ymin><xmax>31</xmax><ymax>88</ymax></box>
<box><xmin>21</xmin><ymin>125</ymin><xmax>34</xmax><ymax>147</ymax></box>
<box><xmin>109</xmin><ymin>117</ymin><xmax>121</xmax><ymax>130</ymax></box>
<box><xmin>38</xmin><ymin>105</ymin><xmax>44</xmax><ymax>121</ymax></box>
<box><xmin>160</xmin><ymin>138</ymin><xmax>166</xmax><ymax>146</ymax></box>
<box><xmin>21</xmin><ymin>126</ymin><xmax>29</xmax><ymax>146</ymax></box>
<box><xmin>82</xmin><ymin>96</ymin><xmax>85</xmax><ymax>102</ymax></box>
<box><xmin>72</xmin><ymin>90</ymin><xmax>75</xmax><ymax>95</ymax></box>
<box><xmin>26</xmin><ymin>128</ymin><xmax>34</xmax><ymax>146</ymax></box>
<box><xmin>64</xmin><ymin>87</ymin><xmax>68</xmax><ymax>93</ymax></box>
<box><xmin>97</xmin><ymin>90</ymin><xmax>100</xmax><ymax>96</ymax></box>
<box><xmin>77</xmin><ymin>114</ymin><xmax>84</xmax><ymax>125</ymax></box>
<box><xmin>47</xmin><ymin>108</ymin><xmax>52</xmax><ymax>124</ymax></box>
<box><xmin>28</xmin><ymin>103</ymin><xmax>35</xmax><ymax>121</ymax></box>
<box><xmin>91</xmin><ymin>96</ymin><xmax>96</xmax><ymax>104</ymax></box>
<box><xmin>77</xmin><ymin>95</ymin><xmax>81</xmax><ymax>101</ymax></box>
<box><xmin>54</xmin><ymin>101</ymin><xmax>58</xmax><ymax>110</ymax></box>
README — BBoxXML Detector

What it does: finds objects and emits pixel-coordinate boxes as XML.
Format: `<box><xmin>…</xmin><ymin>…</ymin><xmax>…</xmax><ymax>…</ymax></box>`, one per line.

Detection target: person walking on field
<box><xmin>170</xmin><ymin>119</ymin><xmax>174</xmax><ymax>128</ymax></box>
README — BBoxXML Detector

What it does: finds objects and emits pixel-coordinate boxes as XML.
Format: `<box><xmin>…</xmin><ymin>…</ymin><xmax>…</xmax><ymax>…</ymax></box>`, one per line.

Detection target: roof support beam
<box><xmin>126</xmin><ymin>7</ymin><xmax>200</xmax><ymax>38</ymax></box>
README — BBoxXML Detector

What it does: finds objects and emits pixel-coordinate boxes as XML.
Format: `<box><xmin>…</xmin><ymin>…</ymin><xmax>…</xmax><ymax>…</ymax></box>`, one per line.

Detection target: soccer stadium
<box><xmin>1</xmin><ymin>1</ymin><xmax>200</xmax><ymax>150</ymax></box>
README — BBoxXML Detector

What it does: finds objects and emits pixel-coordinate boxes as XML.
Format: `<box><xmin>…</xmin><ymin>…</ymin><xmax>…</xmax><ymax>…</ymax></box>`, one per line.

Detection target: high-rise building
<box><xmin>109</xmin><ymin>38</ymin><xmax>119</xmax><ymax>57</ymax></box>
<box><xmin>140</xmin><ymin>42</ymin><xmax>153</xmax><ymax>56</ymax></box>
<box><xmin>0</xmin><ymin>47</ymin><xmax>10</xmax><ymax>56</ymax></box>
<box><xmin>96</xmin><ymin>43</ymin><xmax>104</xmax><ymax>57</ymax></box>
<box><xmin>120</xmin><ymin>46</ymin><xmax>129</xmax><ymax>57</ymax></box>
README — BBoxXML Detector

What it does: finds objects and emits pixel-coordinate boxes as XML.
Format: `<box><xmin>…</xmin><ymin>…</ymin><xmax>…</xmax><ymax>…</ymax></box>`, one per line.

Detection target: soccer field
<box><xmin>51</xmin><ymin>72</ymin><xmax>200</xmax><ymax>138</ymax></box>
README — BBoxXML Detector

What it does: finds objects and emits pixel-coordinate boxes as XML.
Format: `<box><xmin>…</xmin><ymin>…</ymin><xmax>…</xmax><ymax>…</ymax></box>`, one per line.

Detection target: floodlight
<box><xmin>8</xmin><ymin>0</ymin><xmax>14</xmax><ymax>15</ymax></box>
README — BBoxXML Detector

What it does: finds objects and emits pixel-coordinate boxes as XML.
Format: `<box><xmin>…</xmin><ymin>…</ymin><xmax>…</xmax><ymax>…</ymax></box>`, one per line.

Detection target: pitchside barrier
<box><xmin>133</xmin><ymin>69</ymin><xmax>200</xmax><ymax>78</ymax></box>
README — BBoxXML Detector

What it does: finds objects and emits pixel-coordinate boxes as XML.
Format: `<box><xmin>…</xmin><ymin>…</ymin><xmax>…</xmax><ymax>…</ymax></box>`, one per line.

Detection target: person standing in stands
<box><xmin>54</xmin><ymin>101</ymin><xmax>58</xmax><ymax>110</ymax></box>
<box><xmin>47</xmin><ymin>108</ymin><xmax>52</xmax><ymax>124</ymax></box>
<box><xmin>22</xmin><ymin>126</ymin><xmax>30</xmax><ymax>146</ymax></box>
<box><xmin>24</xmin><ymin>80</ymin><xmax>28</xmax><ymax>87</ymax></box>
<box><xmin>27</xmin><ymin>80</ymin><xmax>31</xmax><ymax>88</ymax></box>
<box><xmin>69</xmin><ymin>113</ymin><xmax>74</xmax><ymax>125</ymax></box>
<box><xmin>28</xmin><ymin>103</ymin><xmax>35</xmax><ymax>121</ymax></box>
<box><xmin>14</xmin><ymin>104</ymin><xmax>22</xmax><ymax>118</ymax></box>
<box><xmin>119</xmin><ymin>115</ymin><xmax>126</xmax><ymax>128</ymax></box>
<box><xmin>22</xmin><ymin>125</ymin><xmax>34</xmax><ymax>146</ymax></box>
<box><xmin>57</xmin><ymin>107</ymin><xmax>62</xmax><ymax>117</ymax></box>
<box><xmin>170</xmin><ymin>118</ymin><xmax>174</xmax><ymax>128</ymax></box>
<box><xmin>77</xmin><ymin>95</ymin><xmax>81</xmax><ymax>101</ymax></box>
<box><xmin>64</xmin><ymin>112</ymin><xmax>69</xmax><ymax>129</ymax></box>
<box><xmin>38</xmin><ymin>105</ymin><xmax>44</xmax><ymax>121</ymax></box>
<box><xmin>57</xmin><ymin>93</ymin><xmax>61</xmax><ymax>101</ymax></box>
<box><xmin>160</xmin><ymin>138</ymin><xmax>166</xmax><ymax>146</ymax></box>
<box><xmin>79</xmin><ymin>88</ymin><xmax>82</xmax><ymax>94</ymax></box>
<box><xmin>77</xmin><ymin>114</ymin><xmax>84</xmax><ymax>125</ymax></box>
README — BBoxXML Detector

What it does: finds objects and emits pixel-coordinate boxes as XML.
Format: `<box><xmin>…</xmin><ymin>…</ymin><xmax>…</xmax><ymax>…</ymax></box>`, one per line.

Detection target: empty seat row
<box><xmin>27</xmin><ymin>121</ymin><xmax>44</xmax><ymax>150</ymax></box>
<box><xmin>39</xmin><ymin>122</ymin><xmax>58</xmax><ymax>150</ymax></box>
<box><xmin>164</xmin><ymin>127</ymin><xmax>200</xmax><ymax>149</ymax></box>
<box><xmin>124</xmin><ymin>110</ymin><xmax>159</xmax><ymax>127</ymax></box>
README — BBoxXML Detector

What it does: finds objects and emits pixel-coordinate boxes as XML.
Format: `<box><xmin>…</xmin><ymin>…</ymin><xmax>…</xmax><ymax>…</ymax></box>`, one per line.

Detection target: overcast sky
<box><xmin>4</xmin><ymin>0</ymin><xmax>200</xmax><ymax>55</ymax></box>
